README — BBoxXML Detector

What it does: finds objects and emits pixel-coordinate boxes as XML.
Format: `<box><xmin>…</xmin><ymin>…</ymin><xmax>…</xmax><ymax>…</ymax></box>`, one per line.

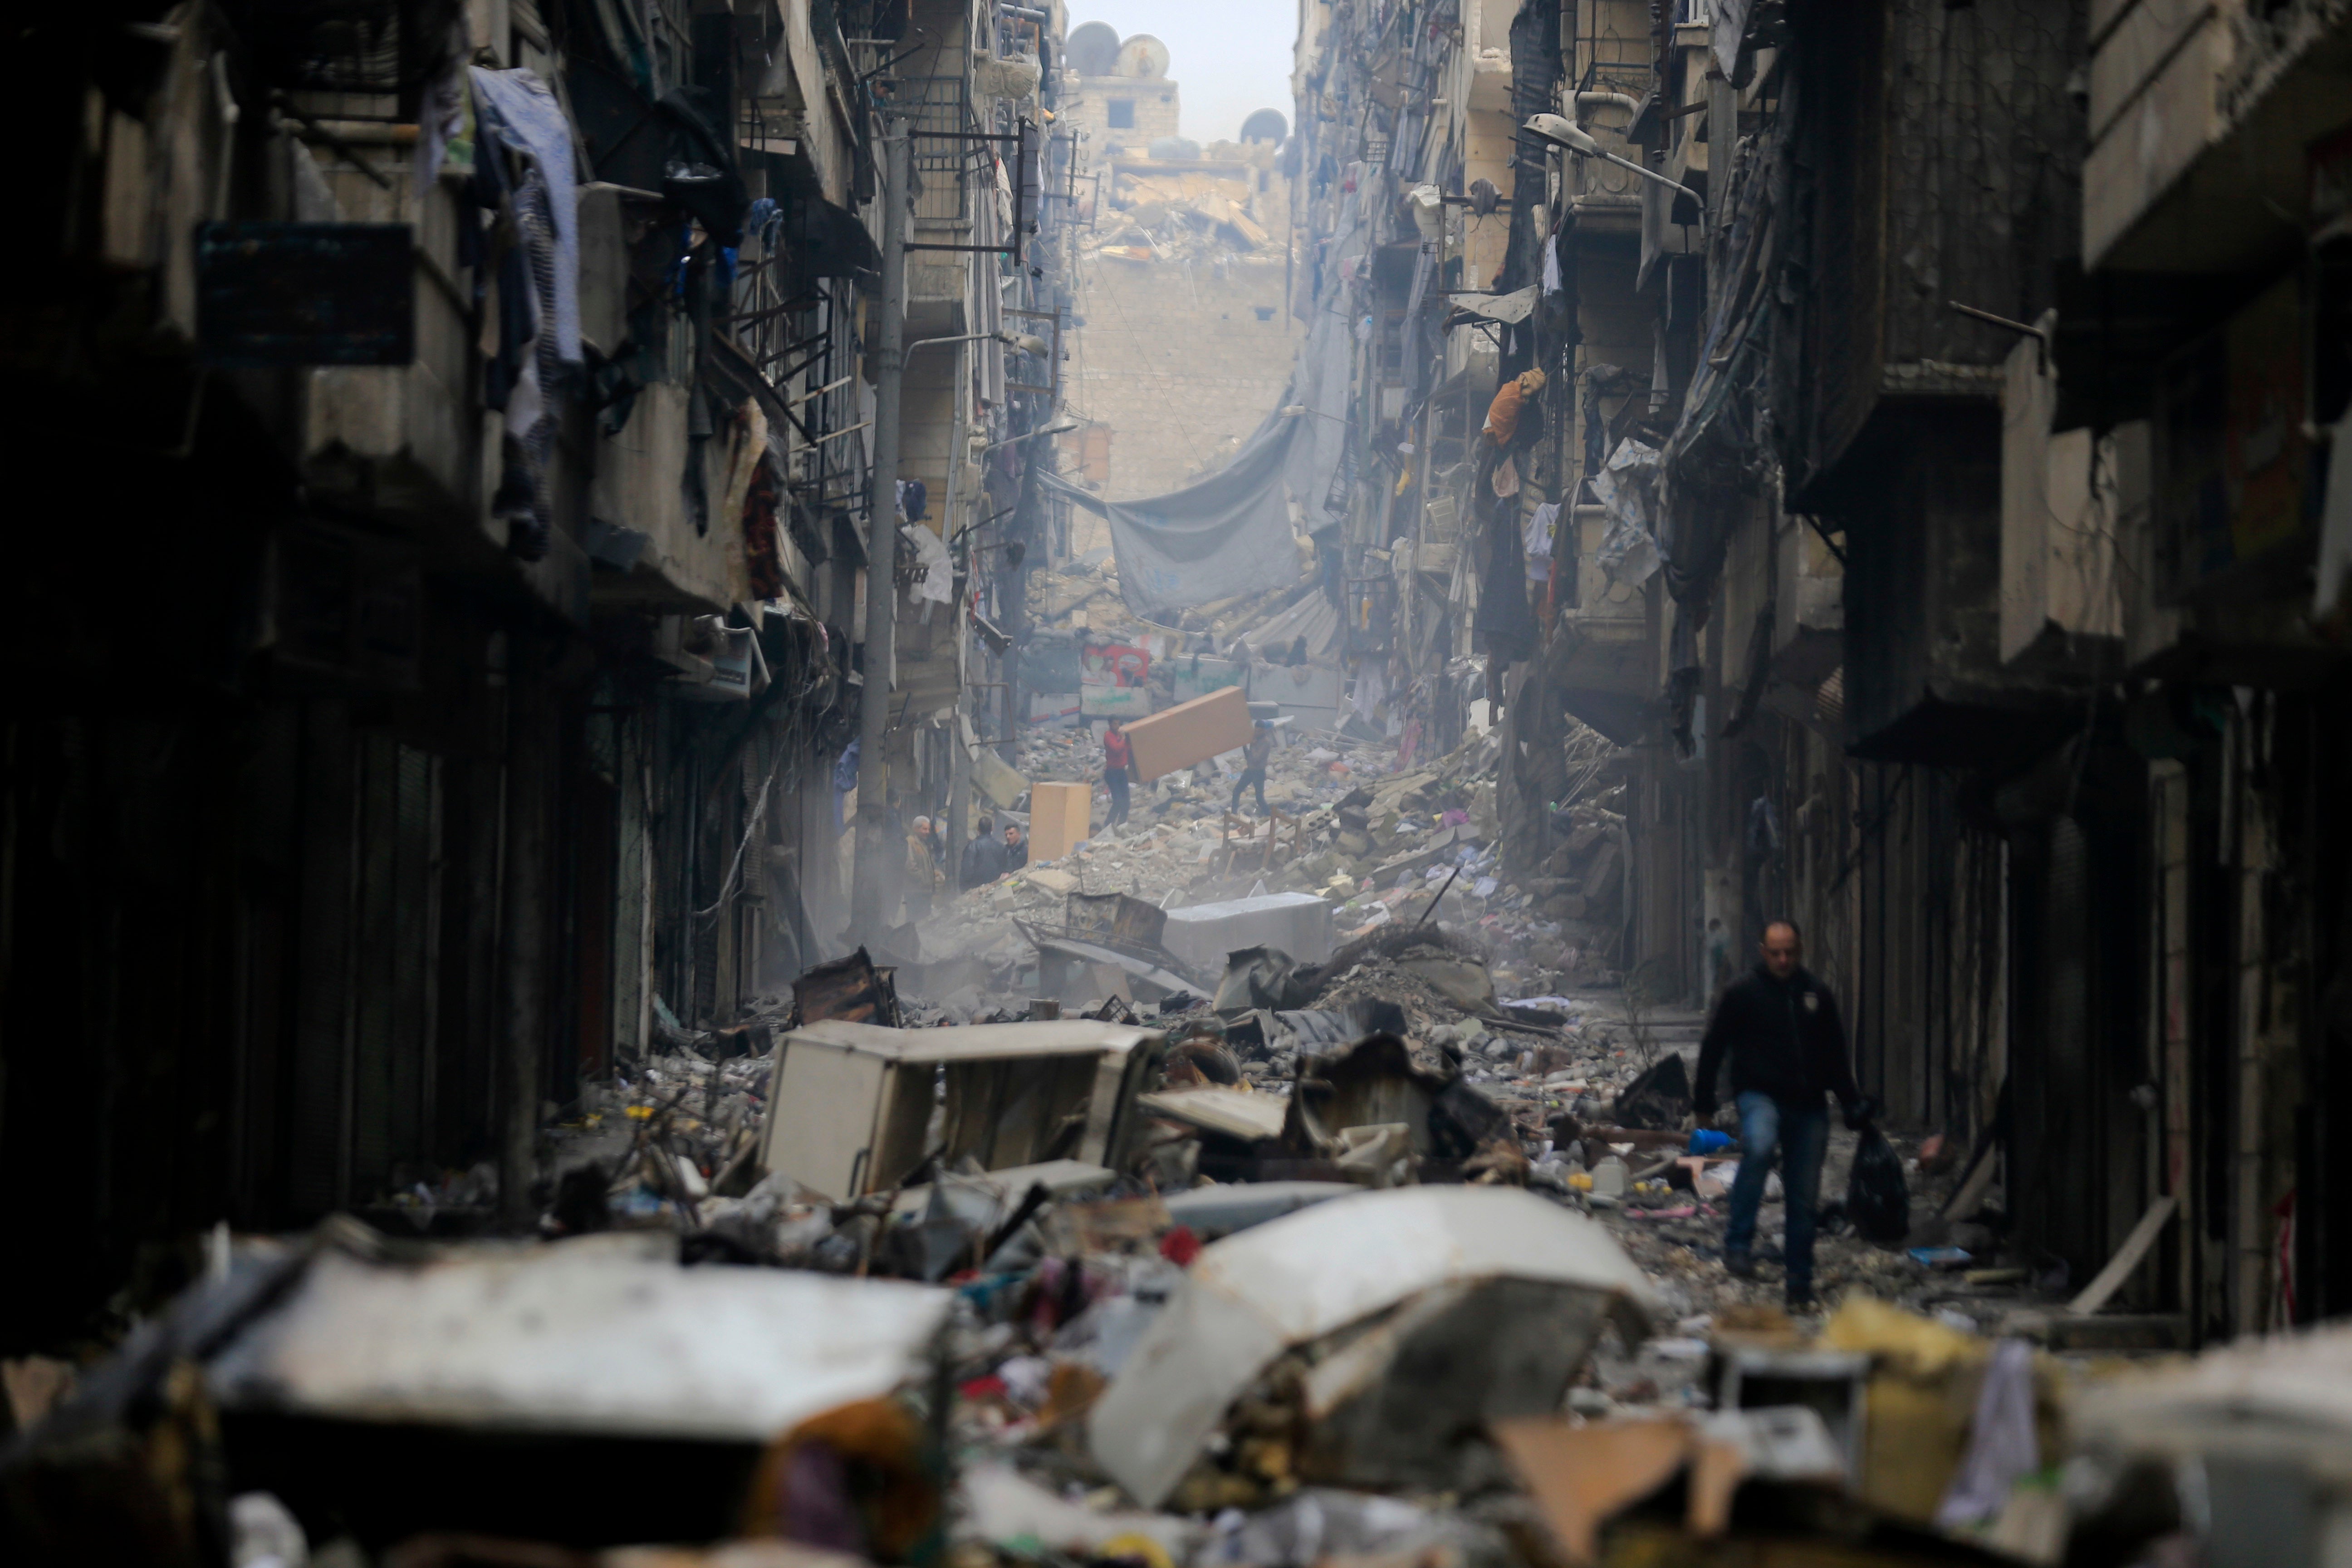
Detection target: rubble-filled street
<box><xmin>6</xmin><ymin>0</ymin><xmax>2352</xmax><ymax>1563</ymax></box>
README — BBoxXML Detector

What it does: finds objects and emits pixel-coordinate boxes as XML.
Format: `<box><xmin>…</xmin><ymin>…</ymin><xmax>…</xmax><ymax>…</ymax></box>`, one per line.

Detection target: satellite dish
<box><xmin>1065</xmin><ymin>21</ymin><xmax>1118</xmax><ymax>76</ymax></box>
<box><xmin>1115</xmin><ymin>34</ymin><xmax>1171</xmax><ymax>79</ymax></box>
<box><xmin>1240</xmin><ymin>108</ymin><xmax>1288</xmax><ymax>144</ymax></box>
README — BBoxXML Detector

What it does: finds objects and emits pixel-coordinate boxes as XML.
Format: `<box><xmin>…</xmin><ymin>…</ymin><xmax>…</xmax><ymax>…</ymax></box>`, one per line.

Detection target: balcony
<box><xmin>1999</xmin><ymin>330</ymin><xmax>2124</xmax><ymax>677</ymax></box>
<box><xmin>2084</xmin><ymin>0</ymin><xmax>2352</xmax><ymax>270</ymax></box>
<box><xmin>1465</xmin><ymin>0</ymin><xmax>1518</xmax><ymax>111</ymax></box>
<box><xmin>295</xmin><ymin>150</ymin><xmax>478</xmax><ymax>533</ymax></box>
<box><xmin>904</xmin><ymin>73</ymin><xmax>981</xmax><ymax>338</ymax></box>
<box><xmin>589</xmin><ymin>380</ymin><xmax>755</xmax><ymax>615</ymax></box>
<box><xmin>1550</xmin><ymin>506</ymin><xmax>1658</xmax><ymax>743</ymax></box>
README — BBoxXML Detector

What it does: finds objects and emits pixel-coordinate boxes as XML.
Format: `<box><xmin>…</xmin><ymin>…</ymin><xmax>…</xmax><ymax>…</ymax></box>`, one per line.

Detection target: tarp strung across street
<box><xmin>1044</xmin><ymin>407</ymin><xmax>1307</xmax><ymax>618</ymax></box>
<box><xmin>1042</xmin><ymin>297</ymin><xmax>1357</xmax><ymax>620</ymax></box>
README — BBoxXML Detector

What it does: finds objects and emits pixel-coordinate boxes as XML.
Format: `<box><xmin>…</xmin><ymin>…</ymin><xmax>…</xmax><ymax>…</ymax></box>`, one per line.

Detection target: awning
<box><xmin>1445</xmin><ymin>284</ymin><xmax>1539</xmax><ymax>324</ymax></box>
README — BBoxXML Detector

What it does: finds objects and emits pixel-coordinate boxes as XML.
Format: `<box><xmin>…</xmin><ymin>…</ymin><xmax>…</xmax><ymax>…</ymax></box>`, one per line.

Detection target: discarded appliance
<box><xmin>887</xmin><ymin>1158</ymin><xmax>1116</xmax><ymax>1225</ymax></box>
<box><xmin>1136</xmin><ymin>1080</ymin><xmax>1342</xmax><ymax>1185</ymax></box>
<box><xmin>756</xmin><ymin>1018</ymin><xmax>1165</xmax><ymax>1198</ymax></box>
<box><xmin>1268</xmin><ymin>1001</ymin><xmax>1408</xmax><ymax>1049</ymax></box>
<box><xmin>1162</xmin><ymin>890</ymin><xmax>1335</xmax><ymax>971</ymax></box>
<box><xmin>1020</xmin><ymin>891</ymin><xmax>1206</xmax><ymax>1002</ymax></box>
<box><xmin>1065</xmin><ymin>890</ymin><xmax>1171</xmax><ymax>951</ymax></box>
<box><xmin>1086</xmin><ymin>1186</ymin><xmax>1659</xmax><ymax>1505</ymax></box>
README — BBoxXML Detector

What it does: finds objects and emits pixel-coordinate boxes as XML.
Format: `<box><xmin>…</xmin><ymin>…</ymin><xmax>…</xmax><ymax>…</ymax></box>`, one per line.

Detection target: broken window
<box><xmin>1108</xmin><ymin>98</ymin><xmax>1135</xmax><ymax>128</ymax></box>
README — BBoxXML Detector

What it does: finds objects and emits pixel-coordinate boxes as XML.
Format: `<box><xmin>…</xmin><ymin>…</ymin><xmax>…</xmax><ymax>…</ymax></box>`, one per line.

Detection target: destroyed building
<box><xmin>0</xmin><ymin>0</ymin><xmax>1089</xmax><ymax>1345</ymax></box>
<box><xmin>7</xmin><ymin>0</ymin><xmax>2352</xmax><ymax>1566</ymax></box>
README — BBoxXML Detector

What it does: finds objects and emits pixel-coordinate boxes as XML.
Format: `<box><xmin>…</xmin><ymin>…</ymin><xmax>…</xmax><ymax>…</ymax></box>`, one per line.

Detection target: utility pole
<box><xmin>851</xmin><ymin>121</ymin><xmax>910</xmax><ymax>939</ymax></box>
<box><xmin>499</xmin><ymin>628</ymin><xmax>553</xmax><ymax>1230</ymax></box>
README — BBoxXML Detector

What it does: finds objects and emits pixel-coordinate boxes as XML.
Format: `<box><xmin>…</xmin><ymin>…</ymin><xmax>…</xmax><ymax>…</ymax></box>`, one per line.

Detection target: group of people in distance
<box><xmin>898</xmin><ymin>712</ymin><xmax>1285</xmax><ymax>903</ymax></box>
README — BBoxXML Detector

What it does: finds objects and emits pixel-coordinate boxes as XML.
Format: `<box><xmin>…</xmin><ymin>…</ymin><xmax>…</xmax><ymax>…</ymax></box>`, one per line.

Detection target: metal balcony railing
<box><xmin>897</xmin><ymin>74</ymin><xmax>986</xmax><ymax>226</ymax></box>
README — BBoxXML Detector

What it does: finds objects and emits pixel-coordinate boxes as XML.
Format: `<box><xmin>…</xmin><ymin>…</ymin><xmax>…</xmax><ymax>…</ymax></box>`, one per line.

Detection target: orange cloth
<box><xmin>1481</xmin><ymin>368</ymin><xmax>1549</xmax><ymax>446</ymax></box>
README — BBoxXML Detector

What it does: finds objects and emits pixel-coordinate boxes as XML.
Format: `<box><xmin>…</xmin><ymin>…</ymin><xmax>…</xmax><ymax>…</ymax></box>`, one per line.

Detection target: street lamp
<box><xmin>1522</xmin><ymin>113</ymin><xmax>1700</xmax><ymax>206</ymax></box>
<box><xmin>906</xmin><ymin>329</ymin><xmax>1053</xmax><ymax>358</ymax></box>
<box><xmin>975</xmin><ymin>419</ymin><xmax>1077</xmax><ymax>455</ymax></box>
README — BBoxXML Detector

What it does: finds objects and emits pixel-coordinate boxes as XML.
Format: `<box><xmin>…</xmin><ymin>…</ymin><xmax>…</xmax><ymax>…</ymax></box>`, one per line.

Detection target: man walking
<box><xmin>1230</xmin><ymin>720</ymin><xmax>1274</xmax><ymax>816</ymax></box>
<box><xmin>1693</xmin><ymin>920</ymin><xmax>1871</xmax><ymax>1310</ymax></box>
<box><xmin>1101</xmin><ymin>718</ymin><xmax>1132</xmax><ymax>829</ymax></box>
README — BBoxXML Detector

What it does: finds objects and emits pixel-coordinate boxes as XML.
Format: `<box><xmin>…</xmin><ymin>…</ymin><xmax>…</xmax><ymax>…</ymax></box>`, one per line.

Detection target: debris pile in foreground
<box><xmin>5</xmin><ymin>956</ymin><xmax>2297</xmax><ymax>1568</ymax></box>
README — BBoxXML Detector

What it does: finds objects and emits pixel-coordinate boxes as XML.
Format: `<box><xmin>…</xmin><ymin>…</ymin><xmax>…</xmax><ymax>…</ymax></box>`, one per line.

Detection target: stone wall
<box><xmin>1068</xmin><ymin>250</ymin><xmax>1295</xmax><ymax>519</ymax></box>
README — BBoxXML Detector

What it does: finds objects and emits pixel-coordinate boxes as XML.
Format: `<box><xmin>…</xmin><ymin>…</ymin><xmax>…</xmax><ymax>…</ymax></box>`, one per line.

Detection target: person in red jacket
<box><xmin>1101</xmin><ymin>718</ymin><xmax>1132</xmax><ymax>828</ymax></box>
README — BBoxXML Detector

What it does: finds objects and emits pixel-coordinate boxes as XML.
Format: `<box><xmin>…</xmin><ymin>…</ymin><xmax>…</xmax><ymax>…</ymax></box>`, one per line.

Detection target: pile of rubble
<box><xmin>13</xmin><ymin>592</ymin><xmax>2293</xmax><ymax>1568</ymax></box>
<box><xmin>1091</xmin><ymin>165</ymin><xmax>1278</xmax><ymax>261</ymax></box>
<box><xmin>11</xmin><ymin>936</ymin><xmax>2323</xmax><ymax>1568</ymax></box>
<box><xmin>1025</xmin><ymin>563</ymin><xmax>1316</xmax><ymax>648</ymax></box>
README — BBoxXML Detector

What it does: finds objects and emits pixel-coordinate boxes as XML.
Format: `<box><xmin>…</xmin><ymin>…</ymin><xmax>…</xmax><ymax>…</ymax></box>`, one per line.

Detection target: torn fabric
<box><xmin>470</xmin><ymin>67</ymin><xmax>580</xmax><ymax>366</ymax></box>
<box><xmin>1044</xmin><ymin>408</ymin><xmax>1306</xmax><ymax>617</ymax></box>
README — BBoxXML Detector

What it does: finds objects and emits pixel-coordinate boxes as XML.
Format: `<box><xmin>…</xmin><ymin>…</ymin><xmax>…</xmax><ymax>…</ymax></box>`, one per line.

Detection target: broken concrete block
<box><xmin>972</xmin><ymin>746</ymin><xmax>1029</xmax><ymax>808</ymax></box>
<box><xmin>206</xmin><ymin>1233</ymin><xmax>955</xmax><ymax>1442</ymax></box>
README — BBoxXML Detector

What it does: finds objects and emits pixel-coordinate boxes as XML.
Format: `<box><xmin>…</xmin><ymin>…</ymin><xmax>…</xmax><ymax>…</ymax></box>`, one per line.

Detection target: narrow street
<box><xmin>4</xmin><ymin>0</ymin><xmax>2352</xmax><ymax>1563</ymax></box>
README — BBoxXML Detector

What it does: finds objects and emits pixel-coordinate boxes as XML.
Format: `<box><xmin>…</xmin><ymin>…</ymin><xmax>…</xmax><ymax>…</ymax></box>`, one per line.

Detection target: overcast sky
<box><xmin>1065</xmin><ymin>0</ymin><xmax>1297</xmax><ymax>145</ymax></box>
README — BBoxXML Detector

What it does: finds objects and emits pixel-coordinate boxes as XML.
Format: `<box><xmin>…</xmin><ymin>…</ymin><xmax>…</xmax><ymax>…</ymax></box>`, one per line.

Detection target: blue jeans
<box><xmin>1106</xmin><ymin>766</ymin><xmax>1130</xmax><ymax>824</ymax></box>
<box><xmin>1724</xmin><ymin>1091</ymin><xmax>1830</xmax><ymax>1294</ymax></box>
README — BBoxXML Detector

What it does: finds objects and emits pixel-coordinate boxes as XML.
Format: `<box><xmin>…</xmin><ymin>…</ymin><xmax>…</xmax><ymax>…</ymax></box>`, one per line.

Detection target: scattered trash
<box><xmin>1908</xmin><ymin>1246</ymin><xmax>1974</xmax><ymax>1270</ymax></box>
<box><xmin>1846</xmin><ymin>1123</ymin><xmax>1913</xmax><ymax>1244</ymax></box>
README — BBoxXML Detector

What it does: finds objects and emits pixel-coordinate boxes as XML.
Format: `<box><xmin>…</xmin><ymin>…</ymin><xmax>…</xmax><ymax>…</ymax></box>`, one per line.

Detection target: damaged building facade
<box><xmin>0</xmin><ymin>0</ymin><xmax>1085</xmax><ymax>1343</ymax></box>
<box><xmin>14</xmin><ymin>4</ymin><xmax>2352</xmax><ymax>1563</ymax></box>
<box><xmin>1290</xmin><ymin>0</ymin><xmax>2352</xmax><ymax>1343</ymax></box>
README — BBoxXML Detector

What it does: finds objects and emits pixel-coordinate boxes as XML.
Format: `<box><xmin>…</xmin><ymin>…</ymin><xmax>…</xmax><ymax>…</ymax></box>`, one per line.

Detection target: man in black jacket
<box><xmin>960</xmin><ymin>814</ymin><xmax>1004</xmax><ymax>889</ymax></box>
<box><xmin>1693</xmin><ymin>920</ymin><xmax>1871</xmax><ymax>1309</ymax></box>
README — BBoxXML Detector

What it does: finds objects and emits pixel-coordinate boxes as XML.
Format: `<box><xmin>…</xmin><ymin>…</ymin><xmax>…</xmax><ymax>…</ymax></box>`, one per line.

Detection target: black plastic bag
<box><xmin>1613</xmin><ymin>1053</ymin><xmax>1692</xmax><ymax>1130</ymax></box>
<box><xmin>1846</xmin><ymin>1124</ymin><xmax>1912</xmax><ymax>1243</ymax></box>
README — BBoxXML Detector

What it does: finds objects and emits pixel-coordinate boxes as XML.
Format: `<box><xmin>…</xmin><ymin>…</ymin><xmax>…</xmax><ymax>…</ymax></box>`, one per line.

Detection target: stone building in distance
<box><xmin>1057</xmin><ymin>26</ymin><xmax>1298</xmax><ymax>531</ymax></box>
